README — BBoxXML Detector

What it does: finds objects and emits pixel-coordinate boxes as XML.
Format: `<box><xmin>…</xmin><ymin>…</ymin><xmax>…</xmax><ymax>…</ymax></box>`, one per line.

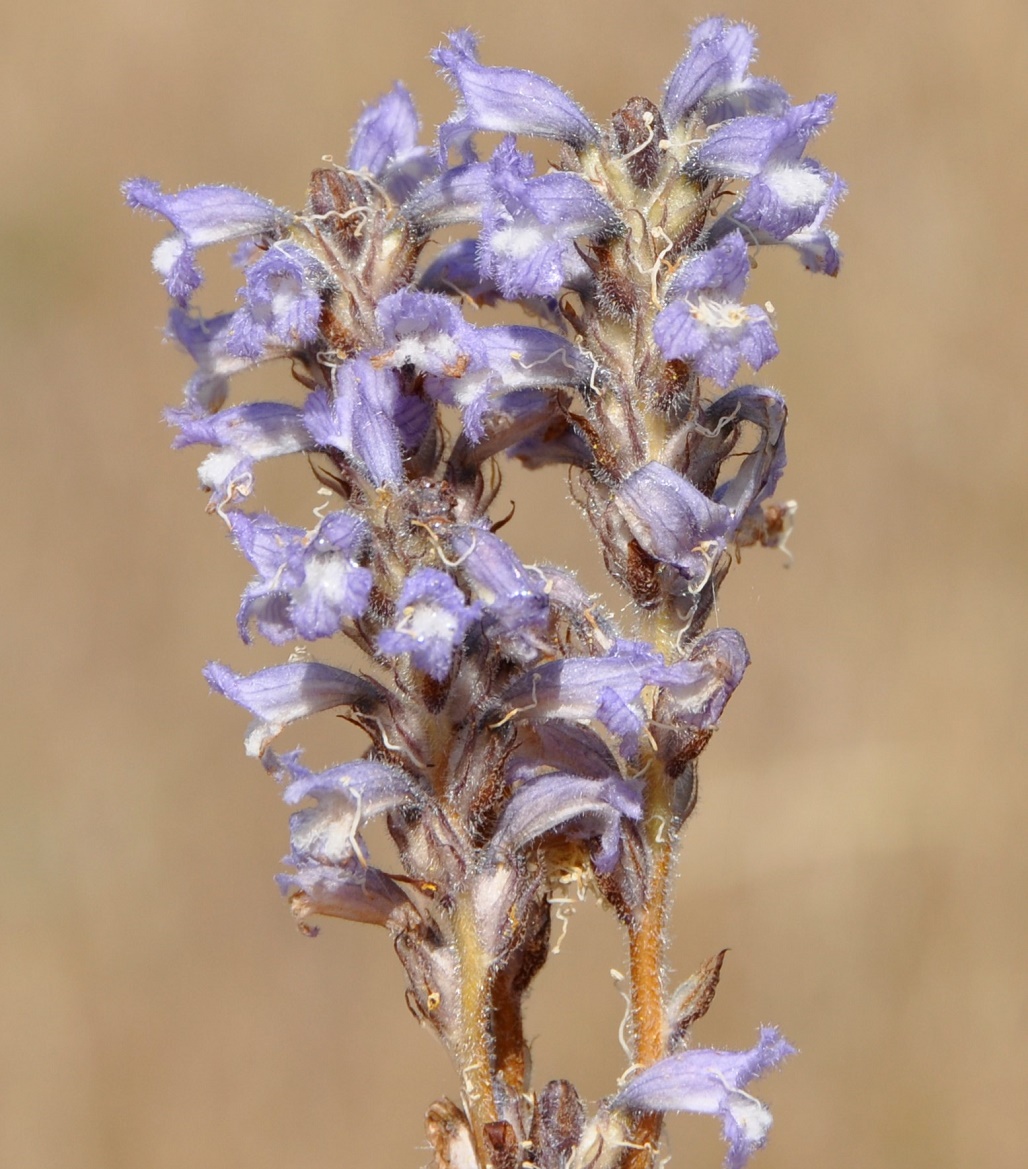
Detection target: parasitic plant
<box><xmin>126</xmin><ymin>18</ymin><xmax>842</xmax><ymax>1168</ymax></box>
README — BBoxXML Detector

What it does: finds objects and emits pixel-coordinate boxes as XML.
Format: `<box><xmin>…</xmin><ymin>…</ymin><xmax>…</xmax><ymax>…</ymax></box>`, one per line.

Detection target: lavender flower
<box><xmin>128</xmin><ymin>19</ymin><xmax>841</xmax><ymax>1169</ymax></box>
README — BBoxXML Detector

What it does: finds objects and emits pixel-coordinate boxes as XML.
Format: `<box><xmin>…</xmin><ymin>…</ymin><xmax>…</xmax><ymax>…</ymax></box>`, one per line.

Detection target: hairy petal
<box><xmin>166</xmin><ymin>309</ymin><xmax>251</xmax><ymax>412</ymax></box>
<box><xmin>276</xmin><ymin>860</ymin><xmax>411</xmax><ymax>930</ymax></box>
<box><xmin>616</xmin><ymin>462</ymin><xmax>733</xmax><ymax>583</ymax></box>
<box><xmin>695</xmin><ymin>95</ymin><xmax>839</xmax><ymax>239</ymax></box>
<box><xmin>432</xmin><ymin>29</ymin><xmax>598</xmax><ymax>161</ymax></box>
<box><xmin>303</xmin><ymin>359</ymin><xmax>406</xmax><ymax>485</ymax></box>
<box><xmin>123</xmin><ymin>178</ymin><xmax>287</xmax><ymax>302</ymax></box>
<box><xmin>449</xmin><ymin>526</ymin><xmax>549</xmax><ymax>653</ymax></box>
<box><xmin>655</xmin><ymin>233</ymin><xmax>778</xmax><ymax>386</ymax></box>
<box><xmin>614</xmin><ymin>1026</ymin><xmax>795</xmax><ymax>1168</ymax></box>
<box><xmin>348</xmin><ymin>81</ymin><xmax>436</xmax><ymax>201</ymax></box>
<box><xmin>226</xmin><ymin>242</ymin><xmax>328</xmax><ymax>360</ymax></box>
<box><xmin>168</xmin><ymin>400</ymin><xmax>311</xmax><ymax>510</ymax></box>
<box><xmin>664</xmin><ymin>17</ymin><xmax>787</xmax><ymax>126</ymax></box>
<box><xmin>491</xmin><ymin>772</ymin><xmax>642</xmax><ymax>873</ymax></box>
<box><xmin>477</xmin><ymin>137</ymin><xmax>621</xmax><ymax>299</ymax></box>
<box><xmin>428</xmin><ymin>324</ymin><xmax>590</xmax><ymax>441</ymax></box>
<box><xmin>203</xmin><ymin>661</ymin><xmax>386</xmax><ymax>756</ymax></box>
<box><xmin>375</xmin><ymin>287</ymin><xmax>485</xmax><ymax>377</ymax></box>
<box><xmin>378</xmin><ymin>568</ymin><xmax>481</xmax><ymax>680</ymax></box>
<box><xmin>230</xmin><ymin>510</ymin><xmax>373</xmax><ymax>644</ymax></box>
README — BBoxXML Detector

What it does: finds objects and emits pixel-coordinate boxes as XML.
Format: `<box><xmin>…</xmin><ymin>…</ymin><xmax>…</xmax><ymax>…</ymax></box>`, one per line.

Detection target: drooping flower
<box><xmin>613</xmin><ymin>1026</ymin><xmax>795</xmax><ymax>1169</ymax></box>
<box><xmin>491</xmin><ymin>771</ymin><xmax>643</xmax><ymax>874</ymax></box>
<box><xmin>203</xmin><ymin>661</ymin><xmax>387</xmax><ymax>757</ymax></box>
<box><xmin>168</xmin><ymin>400</ymin><xmax>312</xmax><ymax>510</ymax></box>
<box><xmin>165</xmin><ymin>309</ymin><xmax>250</xmax><ymax>413</ymax></box>
<box><xmin>123</xmin><ymin>178</ymin><xmax>288</xmax><ymax>302</ymax></box>
<box><xmin>616</xmin><ymin>461</ymin><xmax>733</xmax><ymax>587</ymax></box>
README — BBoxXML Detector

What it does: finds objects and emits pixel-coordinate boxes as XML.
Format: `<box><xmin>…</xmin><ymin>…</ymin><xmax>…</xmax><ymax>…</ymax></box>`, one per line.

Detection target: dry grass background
<box><xmin>2</xmin><ymin>1</ymin><xmax>1026</xmax><ymax>1166</ymax></box>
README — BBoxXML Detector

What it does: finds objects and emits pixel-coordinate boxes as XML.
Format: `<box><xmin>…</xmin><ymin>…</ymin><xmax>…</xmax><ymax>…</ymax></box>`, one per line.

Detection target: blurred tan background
<box><xmin>2</xmin><ymin>1</ymin><xmax>1026</xmax><ymax>1166</ymax></box>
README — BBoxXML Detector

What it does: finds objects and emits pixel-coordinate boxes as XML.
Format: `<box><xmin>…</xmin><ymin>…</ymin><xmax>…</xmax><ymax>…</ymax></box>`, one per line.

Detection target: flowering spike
<box><xmin>130</xmin><ymin>23</ymin><xmax>842</xmax><ymax>1167</ymax></box>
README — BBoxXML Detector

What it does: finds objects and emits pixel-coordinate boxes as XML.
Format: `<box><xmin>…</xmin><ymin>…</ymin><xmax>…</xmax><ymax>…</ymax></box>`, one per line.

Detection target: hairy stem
<box><xmin>453</xmin><ymin>891</ymin><xmax>498</xmax><ymax>1159</ymax></box>
<box><xmin>620</xmin><ymin>781</ymin><xmax>674</xmax><ymax>1169</ymax></box>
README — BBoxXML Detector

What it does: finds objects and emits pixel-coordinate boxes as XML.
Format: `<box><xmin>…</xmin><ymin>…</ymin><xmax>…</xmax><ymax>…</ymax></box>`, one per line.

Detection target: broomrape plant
<box><xmin>126</xmin><ymin>18</ymin><xmax>842</xmax><ymax>1169</ymax></box>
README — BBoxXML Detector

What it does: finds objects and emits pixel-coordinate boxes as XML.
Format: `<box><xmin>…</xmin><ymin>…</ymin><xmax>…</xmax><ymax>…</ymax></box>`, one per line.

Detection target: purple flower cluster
<box><xmin>128</xmin><ymin>18</ymin><xmax>841</xmax><ymax>1169</ymax></box>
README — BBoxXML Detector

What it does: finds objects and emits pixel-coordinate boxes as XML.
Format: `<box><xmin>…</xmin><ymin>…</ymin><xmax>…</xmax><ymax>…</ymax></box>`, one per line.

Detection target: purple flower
<box><xmin>653</xmin><ymin>232</ymin><xmax>778</xmax><ymax>386</ymax></box>
<box><xmin>449</xmin><ymin>526</ymin><xmax>550</xmax><ymax>658</ymax></box>
<box><xmin>374</xmin><ymin>288</ymin><xmax>484</xmax><ymax>377</ymax></box>
<box><xmin>509</xmin><ymin>722</ymin><xmax>621</xmax><ymax>783</ymax></box>
<box><xmin>491</xmin><ymin>772</ymin><xmax>642</xmax><ymax>874</ymax></box>
<box><xmin>275</xmin><ymin>860</ymin><xmax>411</xmax><ymax>930</ymax></box>
<box><xmin>656</xmin><ymin>628</ymin><xmax>750</xmax><ymax>730</ymax></box>
<box><xmin>302</xmin><ymin>358</ymin><xmax>406</xmax><ymax>486</ymax></box>
<box><xmin>378</xmin><ymin>568</ymin><xmax>481</xmax><ymax>680</ymax></box>
<box><xmin>268</xmin><ymin>750</ymin><xmax>422</xmax><ymax>931</ymax></box>
<box><xmin>616</xmin><ymin>462</ymin><xmax>733</xmax><ymax>586</ymax></box>
<box><xmin>203</xmin><ymin>661</ymin><xmax>386</xmax><ymax>757</ymax></box>
<box><xmin>407</xmin><ymin>137</ymin><xmax>620</xmax><ymax>301</ymax></box>
<box><xmin>168</xmin><ymin>400</ymin><xmax>311</xmax><ymax>510</ymax></box>
<box><xmin>123</xmin><ymin>178</ymin><xmax>288</xmax><ymax>302</ymax></box>
<box><xmin>418</xmin><ymin>238</ymin><xmax>503</xmax><ymax>305</ymax></box>
<box><xmin>432</xmin><ymin>29</ymin><xmax>599</xmax><ymax>162</ymax></box>
<box><xmin>713</xmin><ymin>173</ymin><xmax>846</xmax><ymax>275</ymax></box>
<box><xmin>402</xmin><ymin>158</ymin><xmax>495</xmax><ymax>228</ymax></box>
<box><xmin>499</xmin><ymin>642</ymin><xmax>667</xmax><ymax>756</ymax></box>
<box><xmin>694</xmin><ymin>95</ymin><xmax>840</xmax><ymax>240</ymax></box>
<box><xmin>427</xmin><ymin>324</ymin><xmax>590</xmax><ymax>442</ymax></box>
<box><xmin>347</xmin><ymin>81</ymin><xmax>437</xmax><ymax>203</ymax></box>
<box><xmin>477</xmin><ymin>137</ymin><xmax>621</xmax><ymax>299</ymax></box>
<box><xmin>707</xmin><ymin>386</ymin><xmax>788</xmax><ymax>522</ymax></box>
<box><xmin>166</xmin><ymin>309</ymin><xmax>250</xmax><ymax>412</ymax></box>
<box><xmin>225</xmin><ymin>242</ymin><xmax>328</xmax><ymax>361</ymax></box>
<box><xmin>613</xmin><ymin>1026</ymin><xmax>795</xmax><ymax>1169</ymax></box>
<box><xmin>230</xmin><ymin>510</ymin><xmax>373</xmax><ymax>644</ymax></box>
<box><xmin>663</xmin><ymin>18</ymin><xmax>787</xmax><ymax>127</ymax></box>
<box><xmin>280</xmin><ymin>755</ymin><xmax>422</xmax><ymax>862</ymax></box>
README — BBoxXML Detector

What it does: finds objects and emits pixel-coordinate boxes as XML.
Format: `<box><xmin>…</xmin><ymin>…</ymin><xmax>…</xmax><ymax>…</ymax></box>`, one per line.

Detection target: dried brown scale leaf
<box><xmin>625</xmin><ymin>538</ymin><xmax>663</xmax><ymax>609</ymax></box>
<box><xmin>530</xmin><ymin>1080</ymin><xmax>587</xmax><ymax>1169</ymax></box>
<box><xmin>668</xmin><ymin>949</ymin><xmax>729</xmax><ymax>1048</ymax></box>
<box><xmin>482</xmin><ymin>1121</ymin><xmax>521</xmax><ymax>1169</ymax></box>
<box><xmin>307</xmin><ymin>166</ymin><xmax>369</xmax><ymax>263</ymax></box>
<box><xmin>582</xmin><ymin>238</ymin><xmax>642</xmax><ymax>321</ymax></box>
<box><xmin>610</xmin><ymin>97</ymin><xmax>667</xmax><ymax>191</ymax></box>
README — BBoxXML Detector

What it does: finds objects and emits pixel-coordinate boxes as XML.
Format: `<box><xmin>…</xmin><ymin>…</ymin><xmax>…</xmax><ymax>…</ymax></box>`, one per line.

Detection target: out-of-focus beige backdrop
<box><xmin>2</xmin><ymin>1</ymin><xmax>1025</xmax><ymax>1167</ymax></box>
